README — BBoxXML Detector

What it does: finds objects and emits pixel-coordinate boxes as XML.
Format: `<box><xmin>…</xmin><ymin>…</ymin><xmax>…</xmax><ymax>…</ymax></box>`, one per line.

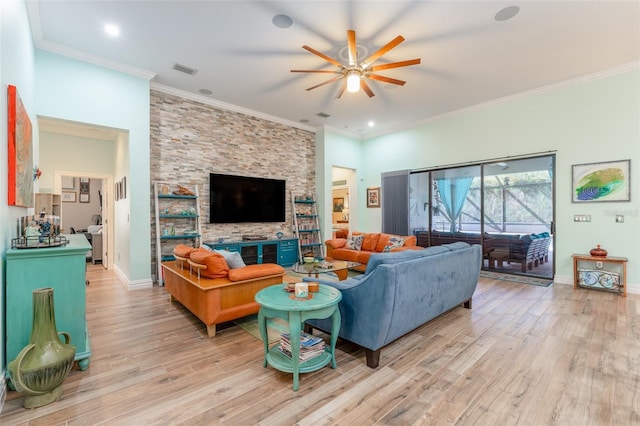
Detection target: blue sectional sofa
<box><xmin>303</xmin><ymin>242</ymin><xmax>482</xmax><ymax>368</ymax></box>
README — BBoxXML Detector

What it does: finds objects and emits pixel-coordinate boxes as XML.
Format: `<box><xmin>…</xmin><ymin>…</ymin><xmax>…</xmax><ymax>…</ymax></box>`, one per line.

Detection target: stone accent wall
<box><xmin>150</xmin><ymin>90</ymin><xmax>316</xmax><ymax>279</ymax></box>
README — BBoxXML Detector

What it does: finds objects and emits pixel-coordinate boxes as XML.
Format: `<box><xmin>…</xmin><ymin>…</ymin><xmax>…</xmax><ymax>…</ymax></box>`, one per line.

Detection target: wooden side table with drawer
<box><xmin>572</xmin><ymin>254</ymin><xmax>628</xmax><ymax>296</ymax></box>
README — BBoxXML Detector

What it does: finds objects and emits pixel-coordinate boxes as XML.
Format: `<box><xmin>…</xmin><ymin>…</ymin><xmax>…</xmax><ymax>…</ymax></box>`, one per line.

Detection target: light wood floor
<box><xmin>2</xmin><ymin>264</ymin><xmax>639</xmax><ymax>425</ymax></box>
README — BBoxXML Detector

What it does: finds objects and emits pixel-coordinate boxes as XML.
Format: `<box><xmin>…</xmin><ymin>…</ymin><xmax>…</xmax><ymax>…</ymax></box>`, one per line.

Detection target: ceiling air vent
<box><xmin>172</xmin><ymin>63</ymin><xmax>198</xmax><ymax>76</ymax></box>
<box><xmin>316</xmin><ymin>112</ymin><xmax>330</xmax><ymax>118</ymax></box>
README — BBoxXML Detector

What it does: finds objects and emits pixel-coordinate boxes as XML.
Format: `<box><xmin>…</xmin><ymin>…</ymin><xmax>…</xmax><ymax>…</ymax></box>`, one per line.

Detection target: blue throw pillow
<box><xmin>214</xmin><ymin>249</ymin><xmax>246</xmax><ymax>269</ymax></box>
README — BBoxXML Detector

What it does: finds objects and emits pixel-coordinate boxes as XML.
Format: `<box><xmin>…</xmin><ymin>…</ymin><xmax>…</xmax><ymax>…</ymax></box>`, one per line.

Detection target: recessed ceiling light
<box><xmin>198</xmin><ymin>89</ymin><xmax>213</xmax><ymax>95</ymax></box>
<box><xmin>272</xmin><ymin>14</ymin><xmax>292</xmax><ymax>29</ymax></box>
<box><xmin>368</xmin><ymin>121</ymin><xmax>375</xmax><ymax>127</ymax></box>
<box><xmin>495</xmin><ymin>6</ymin><xmax>520</xmax><ymax>22</ymax></box>
<box><xmin>104</xmin><ymin>24</ymin><xmax>120</xmax><ymax>37</ymax></box>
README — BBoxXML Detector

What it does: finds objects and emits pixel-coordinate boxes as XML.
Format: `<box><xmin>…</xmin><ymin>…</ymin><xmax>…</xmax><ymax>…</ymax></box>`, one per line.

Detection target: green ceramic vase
<box><xmin>8</xmin><ymin>287</ymin><xmax>76</xmax><ymax>409</ymax></box>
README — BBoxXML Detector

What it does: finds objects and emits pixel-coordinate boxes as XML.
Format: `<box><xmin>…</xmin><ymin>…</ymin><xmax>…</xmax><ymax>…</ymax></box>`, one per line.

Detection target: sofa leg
<box><xmin>365</xmin><ymin>349</ymin><xmax>380</xmax><ymax>369</ymax></box>
<box><xmin>206</xmin><ymin>324</ymin><xmax>216</xmax><ymax>337</ymax></box>
<box><xmin>463</xmin><ymin>298</ymin><xmax>472</xmax><ymax>309</ymax></box>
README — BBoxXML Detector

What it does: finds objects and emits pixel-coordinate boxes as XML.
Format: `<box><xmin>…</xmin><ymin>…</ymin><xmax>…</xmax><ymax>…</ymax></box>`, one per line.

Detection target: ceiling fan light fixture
<box><xmin>346</xmin><ymin>71</ymin><xmax>361</xmax><ymax>93</ymax></box>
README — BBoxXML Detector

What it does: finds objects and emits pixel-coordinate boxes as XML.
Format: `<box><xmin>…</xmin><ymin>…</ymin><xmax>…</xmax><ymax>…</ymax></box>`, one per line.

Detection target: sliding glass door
<box><xmin>408</xmin><ymin>155</ymin><xmax>555</xmax><ymax>279</ymax></box>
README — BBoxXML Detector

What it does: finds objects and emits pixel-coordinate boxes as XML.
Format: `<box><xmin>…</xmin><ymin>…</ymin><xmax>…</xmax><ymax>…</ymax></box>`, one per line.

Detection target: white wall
<box><xmin>34</xmin><ymin>50</ymin><xmax>151</xmax><ymax>284</ymax></box>
<box><xmin>318</xmin><ymin>128</ymin><xmax>364</xmax><ymax>241</ymax></box>
<box><xmin>355</xmin><ymin>69</ymin><xmax>640</xmax><ymax>286</ymax></box>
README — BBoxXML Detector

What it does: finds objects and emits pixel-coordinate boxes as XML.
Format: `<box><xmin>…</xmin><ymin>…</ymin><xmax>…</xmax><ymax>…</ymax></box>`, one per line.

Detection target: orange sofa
<box><xmin>325</xmin><ymin>232</ymin><xmax>421</xmax><ymax>272</ymax></box>
<box><xmin>162</xmin><ymin>246</ymin><xmax>285</xmax><ymax>337</ymax></box>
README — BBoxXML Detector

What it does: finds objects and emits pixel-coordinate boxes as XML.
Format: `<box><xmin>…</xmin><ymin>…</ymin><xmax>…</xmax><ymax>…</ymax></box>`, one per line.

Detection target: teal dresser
<box><xmin>5</xmin><ymin>234</ymin><xmax>92</xmax><ymax>377</ymax></box>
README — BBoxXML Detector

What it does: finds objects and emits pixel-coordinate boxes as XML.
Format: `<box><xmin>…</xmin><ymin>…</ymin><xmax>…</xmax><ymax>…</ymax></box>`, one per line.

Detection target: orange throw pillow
<box><xmin>173</xmin><ymin>244</ymin><xmax>196</xmax><ymax>259</ymax></box>
<box><xmin>190</xmin><ymin>249</ymin><xmax>229</xmax><ymax>279</ymax></box>
<box><xmin>361</xmin><ymin>233</ymin><xmax>380</xmax><ymax>251</ymax></box>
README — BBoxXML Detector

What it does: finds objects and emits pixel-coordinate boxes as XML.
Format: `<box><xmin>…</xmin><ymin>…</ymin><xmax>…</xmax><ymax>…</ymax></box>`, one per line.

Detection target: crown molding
<box><xmin>366</xmin><ymin>61</ymin><xmax>640</xmax><ymax>140</ymax></box>
<box><xmin>26</xmin><ymin>1</ymin><xmax>156</xmax><ymax>80</ymax></box>
<box><xmin>150</xmin><ymin>83</ymin><xmax>316</xmax><ymax>134</ymax></box>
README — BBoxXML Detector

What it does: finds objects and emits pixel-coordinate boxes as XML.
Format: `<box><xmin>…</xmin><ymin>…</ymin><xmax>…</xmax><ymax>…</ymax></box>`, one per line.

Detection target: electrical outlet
<box><xmin>596</xmin><ymin>261</ymin><xmax>603</xmax><ymax>269</ymax></box>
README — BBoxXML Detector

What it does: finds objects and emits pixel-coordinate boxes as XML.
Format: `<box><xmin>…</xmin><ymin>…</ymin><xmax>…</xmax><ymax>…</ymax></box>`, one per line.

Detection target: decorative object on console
<box><xmin>8</xmin><ymin>288</ymin><xmax>76</xmax><ymax>409</ymax></box>
<box><xmin>589</xmin><ymin>244</ymin><xmax>608</xmax><ymax>257</ymax></box>
<box><xmin>572</xmin><ymin>159</ymin><xmax>630</xmax><ymax>202</ymax></box>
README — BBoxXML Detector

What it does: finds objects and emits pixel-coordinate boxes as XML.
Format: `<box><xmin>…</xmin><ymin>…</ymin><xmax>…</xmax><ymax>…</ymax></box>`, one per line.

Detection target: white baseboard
<box><xmin>113</xmin><ymin>265</ymin><xmax>153</xmax><ymax>290</ymax></box>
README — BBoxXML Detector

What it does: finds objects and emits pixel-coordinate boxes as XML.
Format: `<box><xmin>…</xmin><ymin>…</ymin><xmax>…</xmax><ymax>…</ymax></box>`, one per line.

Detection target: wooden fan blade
<box><xmin>361</xmin><ymin>80</ymin><xmax>375</xmax><ymax>97</ymax></box>
<box><xmin>368</xmin><ymin>73</ymin><xmax>406</xmax><ymax>86</ymax></box>
<box><xmin>336</xmin><ymin>81</ymin><xmax>347</xmax><ymax>99</ymax></box>
<box><xmin>361</xmin><ymin>35</ymin><xmax>405</xmax><ymax>67</ymax></box>
<box><xmin>302</xmin><ymin>45</ymin><xmax>342</xmax><ymax>67</ymax></box>
<box><xmin>306</xmin><ymin>76</ymin><xmax>343</xmax><ymax>91</ymax></box>
<box><xmin>347</xmin><ymin>29</ymin><xmax>357</xmax><ymax>66</ymax></box>
<box><xmin>370</xmin><ymin>58</ymin><xmax>421</xmax><ymax>72</ymax></box>
<box><xmin>291</xmin><ymin>69</ymin><xmax>342</xmax><ymax>74</ymax></box>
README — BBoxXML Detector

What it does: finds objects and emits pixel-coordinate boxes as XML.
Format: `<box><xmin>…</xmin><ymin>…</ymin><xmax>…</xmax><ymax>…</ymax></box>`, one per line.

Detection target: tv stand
<box><xmin>204</xmin><ymin>238</ymin><xmax>298</xmax><ymax>267</ymax></box>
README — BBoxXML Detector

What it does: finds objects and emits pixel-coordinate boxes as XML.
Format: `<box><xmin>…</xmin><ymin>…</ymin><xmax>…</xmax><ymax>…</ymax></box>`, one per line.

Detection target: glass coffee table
<box><xmin>291</xmin><ymin>259</ymin><xmax>360</xmax><ymax>281</ymax></box>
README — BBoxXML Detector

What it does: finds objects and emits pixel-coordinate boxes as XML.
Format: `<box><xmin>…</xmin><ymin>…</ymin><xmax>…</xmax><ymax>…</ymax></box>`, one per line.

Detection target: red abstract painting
<box><xmin>7</xmin><ymin>85</ymin><xmax>33</xmax><ymax>207</ymax></box>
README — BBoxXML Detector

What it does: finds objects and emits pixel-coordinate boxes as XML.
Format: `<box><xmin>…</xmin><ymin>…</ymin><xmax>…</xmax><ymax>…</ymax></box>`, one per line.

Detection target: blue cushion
<box><xmin>442</xmin><ymin>242</ymin><xmax>470</xmax><ymax>251</ymax></box>
<box><xmin>364</xmin><ymin>250</ymin><xmax>423</xmax><ymax>275</ymax></box>
<box><xmin>214</xmin><ymin>249</ymin><xmax>246</xmax><ymax>269</ymax></box>
<box><xmin>418</xmin><ymin>246</ymin><xmax>450</xmax><ymax>257</ymax></box>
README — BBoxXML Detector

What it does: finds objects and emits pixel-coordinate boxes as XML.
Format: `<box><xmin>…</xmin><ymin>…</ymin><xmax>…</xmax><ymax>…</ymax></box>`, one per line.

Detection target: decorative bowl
<box><xmin>303</xmin><ymin>256</ymin><xmax>315</xmax><ymax>263</ymax></box>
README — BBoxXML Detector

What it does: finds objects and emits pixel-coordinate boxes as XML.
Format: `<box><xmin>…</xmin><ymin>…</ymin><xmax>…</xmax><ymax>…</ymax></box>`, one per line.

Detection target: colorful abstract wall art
<box><xmin>8</xmin><ymin>85</ymin><xmax>34</xmax><ymax>207</ymax></box>
<box><xmin>572</xmin><ymin>160</ymin><xmax>630</xmax><ymax>202</ymax></box>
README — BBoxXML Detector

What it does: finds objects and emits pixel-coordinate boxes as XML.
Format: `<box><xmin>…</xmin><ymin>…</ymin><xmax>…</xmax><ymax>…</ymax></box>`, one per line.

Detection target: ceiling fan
<box><xmin>291</xmin><ymin>29</ymin><xmax>421</xmax><ymax>98</ymax></box>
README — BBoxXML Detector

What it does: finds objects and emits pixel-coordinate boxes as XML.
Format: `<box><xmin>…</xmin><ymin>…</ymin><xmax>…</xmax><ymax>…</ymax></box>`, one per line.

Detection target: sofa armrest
<box><xmin>302</xmin><ymin>276</ymin><xmax>362</xmax><ymax>290</ymax></box>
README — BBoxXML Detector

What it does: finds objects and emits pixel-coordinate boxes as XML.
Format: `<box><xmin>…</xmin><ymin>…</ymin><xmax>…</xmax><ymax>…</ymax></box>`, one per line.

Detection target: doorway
<box><xmin>410</xmin><ymin>154</ymin><xmax>555</xmax><ymax>280</ymax></box>
<box><xmin>331</xmin><ymin>166</ymin><xmax>356</xmax><ymax>238</ymax></box>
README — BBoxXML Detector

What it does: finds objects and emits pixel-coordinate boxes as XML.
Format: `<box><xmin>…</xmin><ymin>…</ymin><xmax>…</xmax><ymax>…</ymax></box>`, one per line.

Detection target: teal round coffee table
<box><xmin>255</xmin><ymin>284</ymin><xmax>342</xmax><ymax>391</ymax></box>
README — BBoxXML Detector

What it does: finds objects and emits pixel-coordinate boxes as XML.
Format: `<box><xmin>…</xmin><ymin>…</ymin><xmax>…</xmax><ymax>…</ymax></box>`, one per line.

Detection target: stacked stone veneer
<box><xmin>150</xmin><ymin>89</ymin><xmax>316</xmax><ymax>280</ymax></box>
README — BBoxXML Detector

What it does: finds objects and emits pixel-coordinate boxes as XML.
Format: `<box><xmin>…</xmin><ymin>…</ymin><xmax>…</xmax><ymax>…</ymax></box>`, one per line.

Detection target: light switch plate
<box><xmin>616</xmin><ymin>215</ymin><xmax>624</xmax><ymax>223</ymax></box>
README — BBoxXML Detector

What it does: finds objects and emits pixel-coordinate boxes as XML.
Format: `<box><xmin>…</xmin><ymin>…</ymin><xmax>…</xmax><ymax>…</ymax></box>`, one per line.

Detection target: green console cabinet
<box><xmin>4</xmin><ymin>234</ymin><xmax>92</xmax><ymax>375</ymax></box>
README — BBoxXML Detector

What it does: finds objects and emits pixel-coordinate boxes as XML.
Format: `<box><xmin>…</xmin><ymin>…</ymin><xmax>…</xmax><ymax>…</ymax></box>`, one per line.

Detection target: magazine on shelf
<box><xmin>280</xmin><ymin>332</ymin><xmax>323</xmax><ymax>347</ymax></box>
<box><xmin>278</xmin><ymin>332</ymin><xmax>325</xmax><ymax>362</ymax></box>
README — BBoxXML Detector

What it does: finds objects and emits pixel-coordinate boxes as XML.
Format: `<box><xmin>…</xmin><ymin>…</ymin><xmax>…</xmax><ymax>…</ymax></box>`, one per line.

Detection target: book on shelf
<box><xmin>278</xmin><ymin>332</ymin><xmax>325</xmax><ymax>362</ymax></box>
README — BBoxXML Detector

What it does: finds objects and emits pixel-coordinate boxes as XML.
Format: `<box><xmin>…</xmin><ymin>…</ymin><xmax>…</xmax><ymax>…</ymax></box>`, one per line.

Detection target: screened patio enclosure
<box><xmin>408</xmin><ymin>155</ymin><xmax>555</xmax><ymax>279</ymax></box>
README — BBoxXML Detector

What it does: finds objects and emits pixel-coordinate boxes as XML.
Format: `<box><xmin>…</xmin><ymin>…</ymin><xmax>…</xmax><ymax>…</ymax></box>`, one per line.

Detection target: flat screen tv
<box><xmin>209</xmin><ymin>173</ymin><xmax>286</xmax><ymax>223</ymax></box>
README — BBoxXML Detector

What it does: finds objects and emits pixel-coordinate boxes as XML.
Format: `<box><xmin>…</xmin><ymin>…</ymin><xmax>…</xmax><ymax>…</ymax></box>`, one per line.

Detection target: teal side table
<box><xmin>255</xmin><ymin>284</ymin><xmax>342</xmax><ymax>391</ymax></box>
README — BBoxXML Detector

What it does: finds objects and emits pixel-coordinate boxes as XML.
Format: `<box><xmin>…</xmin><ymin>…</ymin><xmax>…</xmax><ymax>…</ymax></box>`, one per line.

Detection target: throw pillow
<box><xmin>383</xmin><ymin>237</ymin><xmax>405</xmax><ymax>252</ymax></box>
<box><xmin>345</xmin><ymin>235</ymin><xmax>364</xmax><ymax>250</ymax></box>
<box><xmin>214</xmin><ymin>249</ymin><xmax>247</xmax><ymax>269</ymax></box>
<box><xmin>361</xmin><ymin>233</ymin><xmax>380</xmax><ymax>251</ymax></box>
<box><xmin>173</xmin><ymin>244</ymin><xmax>196</xmax><ymax>259</ymax></box>
<box><xmin>189</xmin><ymin>249</ymin><xmax>229</xmax><ymax>279</ymax></box>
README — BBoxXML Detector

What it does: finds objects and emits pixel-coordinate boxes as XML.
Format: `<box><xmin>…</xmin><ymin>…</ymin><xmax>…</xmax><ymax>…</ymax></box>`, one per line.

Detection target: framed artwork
<box><xmin>62</xmin><ymin>176</ymin><xmax>75</xmax><ymax>189</ymax></box>
<box><xmin>333</xmin><ymin>197</ymin><xmax>344</xmax><ymax>212</ymax></box>
<box><xmin>79</xmin><ymin>178</ymin><xmax>90</xmax><ymax>194</ymax></box>
<box><xmin>367</xmin><ymin>187</ymin><xmax>380</xmax><ymax>208</ymax></box>
<box><xmin>7</xmin><ymin>85</ymin><xmax>34</xmax><ymax>207</ymax></box>
<box><xmin>62</xmin><ymin>192</ymin><xmax>76</xmax><ymax>203</ymax></box>
<box><xmin>79</xmin><ymin>193</ymin><xmax>90</xmax><ymax>203</ymax></box>
<box><xmin>572</xmin><ymin>159</ymin><xmax>630</xmax><ymax>202</ymax></box>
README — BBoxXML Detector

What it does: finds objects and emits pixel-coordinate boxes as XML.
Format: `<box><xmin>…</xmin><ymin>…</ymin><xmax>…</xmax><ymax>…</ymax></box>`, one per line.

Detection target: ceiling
<box><xmin>28</xmin><ymin>1</ymin><xmax>640</xmax><ymax>139</ymax></box>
